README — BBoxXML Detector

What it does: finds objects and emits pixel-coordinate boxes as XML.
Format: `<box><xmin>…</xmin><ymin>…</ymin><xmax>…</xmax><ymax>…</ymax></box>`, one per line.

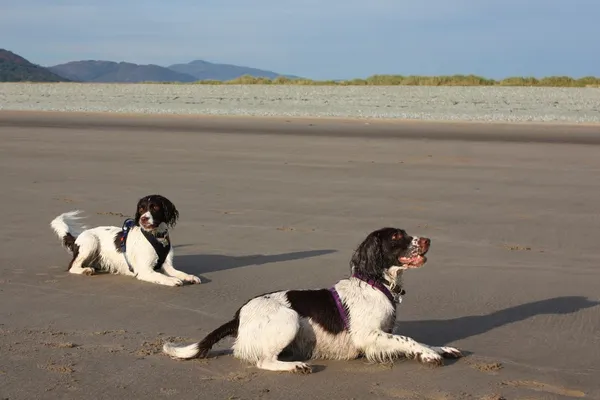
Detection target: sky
<box><xmin>1</xmin><ymin>0</ymin><xmax>599</xmax><ymax>80</ymax></box>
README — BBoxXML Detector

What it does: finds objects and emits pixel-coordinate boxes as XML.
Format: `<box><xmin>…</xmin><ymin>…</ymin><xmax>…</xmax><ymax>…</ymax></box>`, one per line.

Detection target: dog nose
<box><xmin>140</xmin><ymin>216</ymin><xmax>149</xmax><ymax>223</ymax></box>
<box><xmin>419</xmin><ymin>237</ymin><xmax>431</xmax><ymax>249</ymax></box>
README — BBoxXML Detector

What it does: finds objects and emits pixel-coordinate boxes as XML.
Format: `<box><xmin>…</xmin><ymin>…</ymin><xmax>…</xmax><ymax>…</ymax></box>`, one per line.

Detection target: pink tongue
<box><xmin>400</xmin><ymin>255</ymin><xmax>423</xmax><ymax>265</ymax></box>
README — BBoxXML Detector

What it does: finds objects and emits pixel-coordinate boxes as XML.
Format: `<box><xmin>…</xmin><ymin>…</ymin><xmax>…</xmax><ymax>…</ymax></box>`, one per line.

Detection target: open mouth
<box><xmin>398</xmin><ymin>254</ymin><xmax>427</xmax><ymax>268</ymax></box>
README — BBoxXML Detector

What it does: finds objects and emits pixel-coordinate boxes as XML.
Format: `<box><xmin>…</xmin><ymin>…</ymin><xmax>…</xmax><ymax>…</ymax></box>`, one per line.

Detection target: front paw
<box><xmin>184</xmin><ymin>275</ymin><xmax>202</xmax><ymax>284</ymax></box>
<box><xmin>165</xmin><ymin>277</ymin><xmax>184</xmax><ymax>287</ymax></box>
<box><xmin>415</xmin><ymin>349</ymin><xmax>443</xmax><ymax>367</ymax></box>
<box><xmin>436</xmin><ymin>346</ymin><xmax>463</xmax><ymax>359</ymax></box>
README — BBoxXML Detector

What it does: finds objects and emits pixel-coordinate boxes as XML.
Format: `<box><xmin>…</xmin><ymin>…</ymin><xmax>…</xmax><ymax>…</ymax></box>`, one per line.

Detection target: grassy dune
<box><xmin>145</xmin><ymin>74</ymin><xmax>600</xmax><ymax>87</ymax></box>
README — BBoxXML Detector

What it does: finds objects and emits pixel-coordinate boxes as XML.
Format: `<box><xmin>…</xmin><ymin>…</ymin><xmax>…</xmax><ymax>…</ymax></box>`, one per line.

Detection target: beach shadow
<box><xmin>394</xmin><ymin>296</ymin><xmax>599</xmax><ymax>345</ymax></box>
<box><xmin>174</xmin><ymin>249</ymin><xmax>337</xmax><ymax>276</ymax></box>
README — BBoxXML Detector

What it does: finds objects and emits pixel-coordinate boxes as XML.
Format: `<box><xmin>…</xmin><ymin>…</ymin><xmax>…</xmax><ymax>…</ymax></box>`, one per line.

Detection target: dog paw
<box><xmin>81</xmin><ymin>268</ymin><xmax>94</xmax><ymax>276</ymax></box>
<box><xmin>165</xmin><ymin>277</ymin><xmax>184</xmax><ymax>287</ymax></box>
<box><xmin>437</xmin><ymin>346</ymin><xmax>463</xmax><ymax>359</ymax></box>
<box><xmin>185</xmin><ymin>275</ymin><xmax>202</xmax><ymax>284</ymax></box>
<box><xmin>415</xmin><ymin>349</ymin><xmax>443</xmax><ymax>367</ymax></box>
<box><xmin>292</xmin><ymin>362</ymin><xmax>313</xmax><ymax>374</ymax></box>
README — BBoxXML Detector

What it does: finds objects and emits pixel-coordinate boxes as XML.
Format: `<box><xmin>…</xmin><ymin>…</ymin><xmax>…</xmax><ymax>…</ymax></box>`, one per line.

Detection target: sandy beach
<box><xmin>0</xmin><ymin>111</ymin><xmax>599</xmax><ymax>400</ymax></box>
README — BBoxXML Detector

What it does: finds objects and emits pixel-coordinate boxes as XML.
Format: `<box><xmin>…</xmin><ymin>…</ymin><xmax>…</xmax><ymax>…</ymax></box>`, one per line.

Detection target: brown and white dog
<box><xmin>50</xmin><ymin>194</ymin><xmax>201</xmax><ymax>287</ymax></box>
<box><xmin>163</xmin><ymin>227</ymin><xmax>462</xmax><ymax>372</ymax></box>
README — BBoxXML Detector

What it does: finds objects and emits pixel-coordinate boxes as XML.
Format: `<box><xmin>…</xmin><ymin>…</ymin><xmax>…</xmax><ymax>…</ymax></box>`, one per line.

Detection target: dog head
<box><xmin>134</xmin><ymin>194</ymin><xmax>179</xmax><ymax>232</ymax></box>
<box><xmin>350</xmin><ymin>227</ymin><xmax>431</xmax><ymax>289</ymax></box>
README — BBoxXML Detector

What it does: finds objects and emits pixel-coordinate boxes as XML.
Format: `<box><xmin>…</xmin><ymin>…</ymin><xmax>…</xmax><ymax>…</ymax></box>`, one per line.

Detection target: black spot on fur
<box><xmin>63</xmin><ymin>233</ymin><xmax>76</xmax><ymax>253</ymax></box>
<box><xmin>286</xmin><ymin>289</ymin><xmax>347</xmax><ymax>335</ymax></box>
<box><xmin>67</xmin><ymin>243</ymin><xmax>100</xmax><ymax>272</ymax></box>
<box><xmin>66</xmin><ymin>241</ymin><xmax>79</xmax><ymax>271</ymax></box>
<box><xmin>64</xmin><ymin>233</ymin><xmax>98</xmax><ymax>271</ymax></box>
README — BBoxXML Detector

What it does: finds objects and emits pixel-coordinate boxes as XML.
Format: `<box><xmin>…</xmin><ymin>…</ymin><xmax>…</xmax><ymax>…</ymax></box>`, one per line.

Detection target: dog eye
<box><xmin>392</xmin><ymin>233</ymin><xmax>403</xmax><ymax>240</ymax></box>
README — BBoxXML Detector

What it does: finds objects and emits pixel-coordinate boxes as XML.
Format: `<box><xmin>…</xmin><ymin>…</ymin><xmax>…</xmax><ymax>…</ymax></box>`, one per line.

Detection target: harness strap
<box><xmin>118</xmin><ymin>218</ymin><xmax>136</xmax><ymax>274</ymax></box>
<box><xmin>140</xmin><ymin>229</ymin><xmax>171</xmax><ymax>271</ymax></box>
<box><xmin>117</xmin><ymin>218</ymin><xmax>170</xmax><ymax>273</ymax></box>
<box><xmin>328</xmin><ymin>287</ymin><xmax>350</xmax><ymax>330</ymax></box>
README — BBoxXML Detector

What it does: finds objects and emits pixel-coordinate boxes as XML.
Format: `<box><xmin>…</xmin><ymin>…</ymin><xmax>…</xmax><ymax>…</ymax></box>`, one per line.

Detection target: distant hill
<box><xmin>0</xmin><ymin>49</ymin><xmax>70</xmax><ymax>82</ymax></box>
<box><xmin>167</xmin><ymin>59</ymin><xmax>297</xmax><ymax>81</ymax></box>
<box><xmin>48</xmin><ymin>60</ymin><xmax>198</xmax><ymax>83</ymax></box>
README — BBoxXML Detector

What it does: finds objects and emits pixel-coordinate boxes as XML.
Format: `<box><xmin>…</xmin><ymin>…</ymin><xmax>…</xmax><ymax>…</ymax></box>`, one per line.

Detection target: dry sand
<box><xmin>1</xmin><ymin>111</ymin><xmax>599</xmax><ymax>400</ymax></box>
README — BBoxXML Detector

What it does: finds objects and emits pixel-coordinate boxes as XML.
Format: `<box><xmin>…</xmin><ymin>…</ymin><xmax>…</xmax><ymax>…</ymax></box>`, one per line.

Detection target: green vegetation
<box><xmin>147</xmin><ymin>74</ymin><xmax>600</xmax><ymax>87</ymax></box>
<box><xmin>0</xmin><ymin>49</ymin><xmax>70</xmax><ymax>82</ymax></box>
<box><xmin>0</xmin><ymin>61</ymin><xmax>68</xmax><ymax>82</ymax></box>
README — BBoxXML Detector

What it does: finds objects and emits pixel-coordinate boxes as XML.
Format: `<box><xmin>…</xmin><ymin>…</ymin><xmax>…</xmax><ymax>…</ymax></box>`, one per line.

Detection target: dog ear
<box><xmin>134</xmin><ymin>197</ymin><xmax>145</xmax><ymax>226</ymax></box>
<box><xmin>350</xmin><ymin>231</ymin><xmax>385</xmax><ymax>281</ymax></box>
<box><xmin>158</xmin><ymin>195</ymin><xmax>179</xmax><ymax>228</ymax></box>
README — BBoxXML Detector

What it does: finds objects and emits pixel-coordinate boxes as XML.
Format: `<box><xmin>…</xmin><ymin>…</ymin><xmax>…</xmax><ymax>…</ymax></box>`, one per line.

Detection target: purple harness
<box><xmin>329</xmin><ymin>274</ymin><xmax>400</xmax><ymax>331</ymax></box>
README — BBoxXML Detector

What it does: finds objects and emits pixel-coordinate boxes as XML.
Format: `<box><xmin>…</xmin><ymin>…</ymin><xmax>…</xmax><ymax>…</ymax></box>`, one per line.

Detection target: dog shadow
<box><xmin>394</xmin><ymin>295</ymin><xmax>599</xmax><ymax>349</ymax></box>
<box><xmin>174</xmin><ymin>249</ymin><xmax>337</xmax><ymax>278</ymax></box>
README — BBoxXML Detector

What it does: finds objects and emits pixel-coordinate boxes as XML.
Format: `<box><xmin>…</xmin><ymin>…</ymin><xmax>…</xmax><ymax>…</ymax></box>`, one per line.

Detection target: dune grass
<box><xmin>143</xmin><ymin>74</ymin><xmax>600</xmax><ymax>87</ymax></box>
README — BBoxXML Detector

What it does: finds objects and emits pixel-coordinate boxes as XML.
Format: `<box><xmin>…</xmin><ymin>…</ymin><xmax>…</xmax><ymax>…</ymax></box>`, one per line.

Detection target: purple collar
<box><xmin>352</xmin><ymin>273</ymin><xmax>398</xmax><ymax>303</ymax></box>
<box><xmin>328</xmin><ymin>287</ymin><xmax>350</xmax><ymax>330</ymax></box>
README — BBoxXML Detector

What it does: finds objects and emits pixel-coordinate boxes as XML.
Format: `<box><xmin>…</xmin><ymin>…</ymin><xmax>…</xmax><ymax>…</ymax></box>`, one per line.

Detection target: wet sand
<box><xmin>1</xmin><ymin>111</ymin><xmax>599</xmax><ymax>399</ymax></box>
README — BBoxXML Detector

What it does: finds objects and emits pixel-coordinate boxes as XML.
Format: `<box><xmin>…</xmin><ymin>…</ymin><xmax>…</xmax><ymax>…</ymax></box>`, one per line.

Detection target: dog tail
<box><xmin>50</xmin><ymin>210</ymin><xmax>87</xmax><ymax>254</ymax></box>
<box><xmin>162</xmin><ymin>316</ymin><xmax>239</xmax><ymax>360</ymax></box>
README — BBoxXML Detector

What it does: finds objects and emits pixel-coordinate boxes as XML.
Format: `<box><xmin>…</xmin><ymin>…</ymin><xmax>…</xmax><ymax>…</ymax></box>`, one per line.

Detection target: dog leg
<box><xmin>233</xmin><ymin>297</ymin><xmax>309</xmax><ymax>373</ymax></box>
<box><xmin>256</xmin><ymin>358</ymin><xmax>312</xmax><ymax>374</ymax></box>
<box><xmin>361</xmin><ymin>330</ymin><xmax>459</xmax><ymax>366</ymax></box>
<box><xmin>68</xmin><ymin>234</ymin><xmax>97</xmax><ymax>276</ymax></box>
<box><xmin>69</xmin><ymin>265</ymin><xmax>95</xmax><ymax>276</ymax></box>
<box><xmin>160</xmin><ymin>255</ymin><xmax>202</xmax><ymax>284</ymax></box>
<box><xmin>136</xmin><ymin>271</ymin><xmax>184</xmax><ymax>287</ymax></box>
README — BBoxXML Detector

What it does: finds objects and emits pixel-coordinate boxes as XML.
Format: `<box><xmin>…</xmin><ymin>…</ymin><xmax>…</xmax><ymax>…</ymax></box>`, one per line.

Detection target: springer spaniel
<box><xmin>50</xmin><ymin>194</ymin><xmax>201</xmax><ymax>287</ymax></box>
<box><xmin>162</xmin><ymin>227</ymin><xmax>462</xmax><ymax>372</ymax></box>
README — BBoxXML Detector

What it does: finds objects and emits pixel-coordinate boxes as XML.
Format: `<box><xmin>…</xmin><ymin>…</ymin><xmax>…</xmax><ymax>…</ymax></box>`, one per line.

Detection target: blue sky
<box><xmin>1</xmin><ymin>0</ymin><xmax>598</xmax><ymax>80</ymax></box>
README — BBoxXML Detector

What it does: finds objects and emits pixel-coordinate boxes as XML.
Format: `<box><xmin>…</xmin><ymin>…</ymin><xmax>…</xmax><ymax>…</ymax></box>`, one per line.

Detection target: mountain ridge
<box><xmin>0</xmin><ymin>49</ymin><xmax>71</xmax><ymax>82</ymax></box>
<box><xmin>1</xmin><ymin>49</ymin><xmax>296</xmax><ymax>83</ymax></box>
<box><xmin>48</xmin><ymin>60</ymin><xmax>198</xmax><ymax>83</ymax></box>
<box><xmin>168</xmin><ymin>59</ymin><xmax>298</xmax><ymax>81</ymax></box>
